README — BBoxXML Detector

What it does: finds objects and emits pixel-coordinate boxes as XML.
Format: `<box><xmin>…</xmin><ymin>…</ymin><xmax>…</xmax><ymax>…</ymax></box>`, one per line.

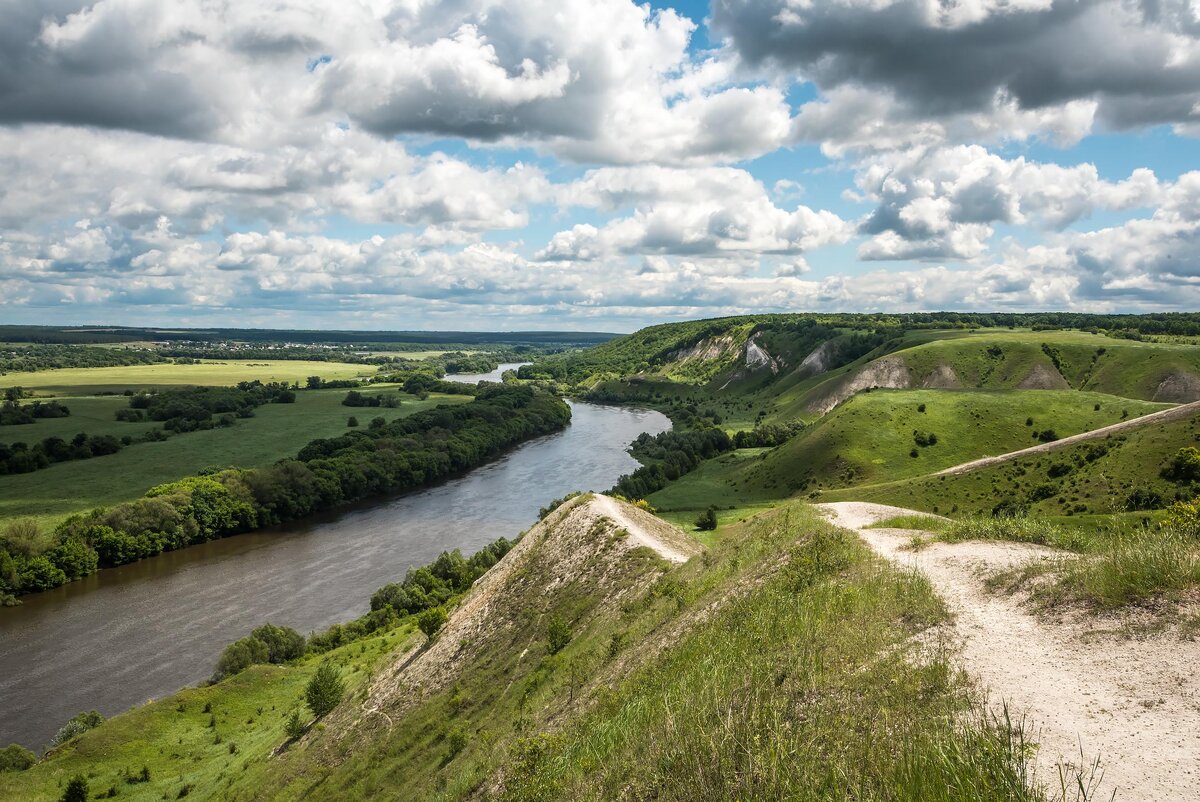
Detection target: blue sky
<box><xmin>1</xmin><ymin>0</ymin><xmax>1198</xmax><ymax>331</ymax></box>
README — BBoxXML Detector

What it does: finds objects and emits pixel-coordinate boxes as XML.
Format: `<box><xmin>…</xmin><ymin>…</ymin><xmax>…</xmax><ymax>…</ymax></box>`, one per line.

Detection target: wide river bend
<box><xmin>0</xmin><ymin>368</ymin><xmax>667</xmax><ymax>749</ymax></box>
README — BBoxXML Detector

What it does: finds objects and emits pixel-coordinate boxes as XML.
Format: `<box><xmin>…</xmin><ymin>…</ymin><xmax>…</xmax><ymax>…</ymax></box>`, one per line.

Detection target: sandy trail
<box><xmin>936</xmin><ymin>400</ymin><xmax>1200</xmax><ymax>477</ymax></box>
<box><xmin>818</xmin><ymin>501</ymin><xmax>1200</xmax><ymax>802</ymax></box>
<box><xmin>592</xmin><ymin>493</ymin><xmax>698</xmax><ymax>563</ymax></box>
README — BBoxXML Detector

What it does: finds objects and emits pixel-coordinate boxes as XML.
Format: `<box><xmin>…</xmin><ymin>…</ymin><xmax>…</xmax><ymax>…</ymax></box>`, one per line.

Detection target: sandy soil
<box><xmin>591</xmin><ymin>494</ymin><xmax>699</xmax><ymax>563</ymax></box>
<box><xmin>936</xmin><ymin>400</ymin><xmax>1200</xmax><ymax>477</ymax></box>
<box><xmin>817</xmin><ymin>501</ymin><xmax>1200</xmax><ymax>802</ymax></box>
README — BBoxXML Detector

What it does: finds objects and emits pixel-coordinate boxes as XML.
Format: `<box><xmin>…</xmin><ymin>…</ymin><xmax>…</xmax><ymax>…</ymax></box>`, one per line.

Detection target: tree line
<box><xmin>0</xmin><ymin>344</ymin><xmax>167</xmax><ymax>375</ymax></box>
<box><xmin>611</xmin><ymin>428</ymin><xmax>735</xmax><ymax>500</ymax></box>
<box><xmin>0</xmin><ymin>385</ymin><xmax>569</xmax><ymax>603</ymax></box>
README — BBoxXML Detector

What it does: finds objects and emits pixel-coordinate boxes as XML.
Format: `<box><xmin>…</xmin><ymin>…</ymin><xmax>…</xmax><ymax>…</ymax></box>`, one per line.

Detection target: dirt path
<box><xmin>935</xmin><ymin>400</ymin><xmax>1200</xmax><ymax>477</ymax></box>
<box><xmin>592</xmin><ymin>493</ymin><xmax>698</xmax><ymax>563</ymax></box>
<box><xmin>818</xmin><ymin>501</ymin><xmax>1200</xmax><ymax>802</ymax></box>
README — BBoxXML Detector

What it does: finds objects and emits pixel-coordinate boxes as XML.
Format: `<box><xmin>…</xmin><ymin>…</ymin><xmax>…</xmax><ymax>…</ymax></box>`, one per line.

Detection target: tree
<box><xmin>546</xmin><ymin>615</ymin><xmax>571</xmax><ymax>655</ymax></box>
<box><xmin>250</xmin><ymin>623</ymin><xmax>306</xmax><ymax>663</ymax></box>
<box><xmin>212</xmin><ymin>636</ymin><xmax>269</xmax><ymax>681</ymax></box>
<box><xmin>284</xmin><ymin>709</ymin><xmax>307</xmax><ymax>740</ymax></box>
<box><xmin>694</xmin><ymin>506</ymin><xmax>718</xmax><ymax>531</ymax></box>
<box><xmin>0</xmin><ymin>743</ymin><xmax>35</xmax><ymax>772</ymax></box>
<box><xmin>305</xmin><ymin>662</ymin><xmax>345</xmax><ymax>718</ymax></box>
<box><xmin>418</xmin><ymin>606</ymin><xmax>448</xmax><ymax>639</ymax></box>
<box><xmin>60</xmin><ymin>776</ymin><xmax>88</xmax><ymax>802</ymax></box>
<box><xmin>346</xmin><ymin>416</ymin><xmax>359</xmax><ymax>427</ymax></box>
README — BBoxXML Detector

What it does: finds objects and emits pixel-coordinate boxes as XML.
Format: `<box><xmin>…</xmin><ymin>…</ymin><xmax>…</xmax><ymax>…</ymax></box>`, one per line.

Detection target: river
<box><xmin>0</xmin><ymin>376</ymin><xmax>666</xmax><ymax>750</ymax></box>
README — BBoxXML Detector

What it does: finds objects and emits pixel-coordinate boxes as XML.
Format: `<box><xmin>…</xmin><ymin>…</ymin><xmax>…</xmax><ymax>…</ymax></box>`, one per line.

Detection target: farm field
<box><xmin>0</xmin><ymin>359</ymin><xmax>376</xmax><ymax>395</ymax></box>
<box><xmin>0</xmin><ymin>386</ymin><xmax>471</xmax><ymax>529</ymax></box>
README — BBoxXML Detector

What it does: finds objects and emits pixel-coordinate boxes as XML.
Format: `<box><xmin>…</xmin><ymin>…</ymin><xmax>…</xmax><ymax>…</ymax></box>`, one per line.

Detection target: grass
<box><xmin>867</xmin><ymin>513</ymin><xmax>951</xmax><ymax>531</ymax></box>
<box><xmin>0</xmin><ymin>359</ymin><xmax>376</xmax><ymax>395</ymax></box>
<box><xmin>0</xmin><ymin>387</ymin><xmax>471</xmax><ymax>530</ymax></box>
<box><xmin>648</xmin><ymin>389</ymin><xmax>1170</xmax><ymax>517</ymax></box>
<box><xmin>0</xmin><ymin>624</ymin><xmax>418</xmax><ymax>802</ymax></box>
<box><xmin>9</xmin><ymin>501</ymin><xmax>1057</xmax><ymax>801</ymax></box>
<box><xmin>0</xmin><ymin>395</ymin><xmax>160</xmax><ymax>445</ymax></box>
<box><xmin>1050</xmin><ymin>529</ymin><xmax>1200</xmax><ymax>610</ymax></box>
<box><xmin>824</xmin><ymin>408</ymin><xmax>1200</xmax><ymax>520</ymax></box>
<box><xmin>494</xmin><ymin>505</ymin><xmax>1050</xmax><ymax>802</ymax></box>
<box><xmin>934</xmin><ymin>516</ymin><xmax>1090</xmax><ymax>552</ymax></box>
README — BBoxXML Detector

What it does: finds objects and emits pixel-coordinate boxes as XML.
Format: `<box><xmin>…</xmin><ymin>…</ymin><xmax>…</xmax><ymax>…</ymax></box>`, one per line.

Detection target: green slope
<box><xmin>1</xmin><ymin>500</ymin><xmax>1045</xmax><ymax>802</ymax></box>
<box><xmin>646</xmin><ymin>389</ymin><xmax>1169</xmax><ymax>514</ymax></box>
<box><xmin>822</xmin><ymin>408</ymin><xmax>1200</xmax><ymax>519</ymax></box>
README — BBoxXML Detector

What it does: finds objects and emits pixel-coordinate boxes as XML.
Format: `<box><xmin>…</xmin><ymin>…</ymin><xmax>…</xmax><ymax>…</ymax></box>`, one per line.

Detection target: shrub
<box><xmin>1046</xmin><ymin>463</ymin><xmax>1072</xmax><ymax>478</ymax></box>
<box><xmin>1162</xmin><ymin>447</ymin><xmax>1200</xmax><ymax>483</ymax></box>
<box><xmin>546</xmin><ymin>616</ymin><xmax>571</xmax><ymax>655</ymax></box>
<box><xmin>1167</xmin><ymin>499</ymin><xmax>1200</xmax><ymax>538</ymax></box>
<box><xmin>418</xmin><ymin>607</ymin><xmax>448</xmax><ymax>639</ymax></box>
<box><xmin>18</xmin><ymin>557</ymin><xmax>67</xmax><ymax>592</ymax></box>
<box><xmin>1125</xmin><ymin>488</ymin><xmax>1165</xmax><ymax>511</ymax></box>
<box><xmin>346</xmin><ymin>416</ymin><xmax>359</xmax><ymax>427</ymax></box>
<box><xmin>212</xmin><ymin>636</ymin><xmax>270</xmax><ymax>681</ymax></box>
<box><xmin>694</xmin><ymin>506</ymin><xmax>718</xmax><ymax>531</ymax></box>
<box><xmin>0</xmin><ymin>743</ymin><xmax>35</xmax><ymax>772</ymax></box>
<box><xmin>250</xmin><ymin>623</ymin><xmax>306</xmax><ymax>663</ymax></box>
<box><xmin>284</xmin><ymin>709</ymin><xmax>307</xmax><ymax>740</ymax></box>
<box><xmin>60</xmin><ymin>776</ymin><xmax>88</xmax><ymax>802</ymax></box>
<box><xmin>917</xmin><ymin>403</ymin><xmax>926</xmax><ymax>413</ymax></box>
<box><xmin>912</xmin><ymin>430</ymin><xmax>938</xmax><ymax>447</ymax></box>
<box><xmin>51</xmin><ymin>711</ymin><xmax>104</xmax><ymax>747</ymax></box>
<box><xmin>305</xmin><ymin>662</ymin><xmax>345</xmax><ymax>718</ymax></box>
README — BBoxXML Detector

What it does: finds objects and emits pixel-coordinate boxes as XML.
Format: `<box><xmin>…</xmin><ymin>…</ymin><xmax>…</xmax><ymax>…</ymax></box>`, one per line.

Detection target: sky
<box><xmin>1</xmin><ymin>0</ymin><xmax>1200</xmax><ymax>333</ymax></box>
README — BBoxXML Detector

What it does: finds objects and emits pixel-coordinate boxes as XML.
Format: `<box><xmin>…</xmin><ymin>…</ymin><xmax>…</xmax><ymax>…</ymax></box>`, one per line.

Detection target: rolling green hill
<box><xmin>0</xmin><ymin>497</ymin><xmax>1044</xmax><ymax>802</ymax></box>
<box><xmin>645</xmin><ymin>389</ymin><xmax>1170</xmax><ymax>514</ymax></box>
<box><xmin>821</xmin><ymin>407</ymin><xmax>1200</xmax><ymax>521</ymax></box>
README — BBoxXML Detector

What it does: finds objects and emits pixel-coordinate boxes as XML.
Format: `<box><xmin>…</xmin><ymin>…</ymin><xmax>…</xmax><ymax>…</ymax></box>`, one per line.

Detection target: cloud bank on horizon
<box><xmin>1</xmin><ymin>0</ymin><xmax>1199</xmax><ymax>330</ymax></box>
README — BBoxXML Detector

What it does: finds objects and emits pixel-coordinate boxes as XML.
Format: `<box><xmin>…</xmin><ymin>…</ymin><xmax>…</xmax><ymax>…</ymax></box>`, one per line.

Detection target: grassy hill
<box><xmin>821</xmin><ymin>407</ymin><xmax>1200</xmax><ymax>521</ymax></box>
<box><xmin>0</xmin><ymin>497</ymin><xmax>1045</xmax><ymax>802</ymax></box>
<box><xmin>645</xmin><ymin>389</ymin><xmax>1168</xmax><ymax>514</ymax></box>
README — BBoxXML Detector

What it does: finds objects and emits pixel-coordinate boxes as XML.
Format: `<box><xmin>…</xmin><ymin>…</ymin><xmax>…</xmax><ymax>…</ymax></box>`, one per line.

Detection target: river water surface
<box><xmin>0</xmin><ymin>377</ymin><xmax>666</xmax><ymax>749</ymax></box>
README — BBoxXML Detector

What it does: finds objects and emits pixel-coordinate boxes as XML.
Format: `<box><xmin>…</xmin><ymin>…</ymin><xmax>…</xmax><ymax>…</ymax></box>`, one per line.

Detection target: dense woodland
<box><xmin>0</xmin><ymin>385</ymin><xmax>569</xmax><ymax>602</ymax></box>
<box><xmin>0</xmin><ymin>344</ymin><xmax>167</xmax><ymax>374</ymax></box>
<box><xmin>611</xmin><ymin>428</ymin><xmax>734</xmax><ymax>500</ymax></box>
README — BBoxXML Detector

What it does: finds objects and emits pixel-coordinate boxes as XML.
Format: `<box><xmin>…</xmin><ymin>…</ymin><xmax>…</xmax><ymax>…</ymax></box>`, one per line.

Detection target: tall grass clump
<box><xmin>940</xmin><ymin>516</ymin><xmax>1089</xmax><ymax>552</ymax></box>
<box><xmin>499</xmin><ymin>507</ymin><xmax>1048</xmax><ymax>802</ymax></box>
<box><xmin>1049</xmin><ymin>528</ymin><xmax>1200</xmax><ymax>610</ymax></box>
<box><xmin>866</xmin><ymin>514</ymin><xmax>951</xmax><ymax>532</ymax></box>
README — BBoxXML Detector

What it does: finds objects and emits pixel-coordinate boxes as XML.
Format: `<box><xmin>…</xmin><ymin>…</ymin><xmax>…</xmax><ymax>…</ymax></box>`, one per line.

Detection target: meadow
<box><xmin>1</xmin><ymin>359</ymin><xmax>375</xmax><ymax>395</ymax></box>
<box><xmin>0</xmin><ymin>386</ymin><xmax>470</xmax><ymax>529</ymax></box>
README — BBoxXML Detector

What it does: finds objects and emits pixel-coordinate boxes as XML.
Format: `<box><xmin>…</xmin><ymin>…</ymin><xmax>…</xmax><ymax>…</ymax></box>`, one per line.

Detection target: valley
<box><xmin>2</xmin><ymin>314</ymin><xmax>1199</xmax><ymax>801</ymax></box>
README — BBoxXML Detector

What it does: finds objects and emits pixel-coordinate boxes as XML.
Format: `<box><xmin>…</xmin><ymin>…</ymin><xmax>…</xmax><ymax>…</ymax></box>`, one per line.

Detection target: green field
<box><xmin>647</xmin><ymin>389</ymin><xmax>1169</xmax><ymax>515</ymax></box>
<box><xmin>0</xmin><ymin>387</ymin><xmax>470</xmax><ymax>529</ymax></box>
<box><xmin>0</xmin><ymin>624</ymin><xmax>416</xmax><ymax>802</ymax></box>
<box><xmin>0</xmin><ymin>359</ymin><xmax>377</xmax><ymax>395</ymax></box>
<box><xmin>821</xmin><ymin>408</ymin><xmax>1200</xmax><ymax>519</ymax></box>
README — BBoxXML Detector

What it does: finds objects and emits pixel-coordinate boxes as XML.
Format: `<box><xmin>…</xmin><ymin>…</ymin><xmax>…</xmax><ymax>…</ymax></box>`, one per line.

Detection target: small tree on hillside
<box><xmin>546</xmin><ymin>615</ymin><xmax>571</xmax><ymax>655</ymax></box>
<box><xmin>60</xmin><ymin>776</ymin><xmax>88</xmax><ymax>802</ymax></box>
<box><xmin>305</xmin><ymin>662</ymin><xmax>345</xmax><ymax>719</ymax></box>
<box><xmin>695</xmin><ymin>506</ymin><xmax>718</xmax><ymax>531</ymax></box>
<box><xmin>418</xmin><ymin>606</ymin><xmax>448</xmax><ymax>640</ymax></box>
